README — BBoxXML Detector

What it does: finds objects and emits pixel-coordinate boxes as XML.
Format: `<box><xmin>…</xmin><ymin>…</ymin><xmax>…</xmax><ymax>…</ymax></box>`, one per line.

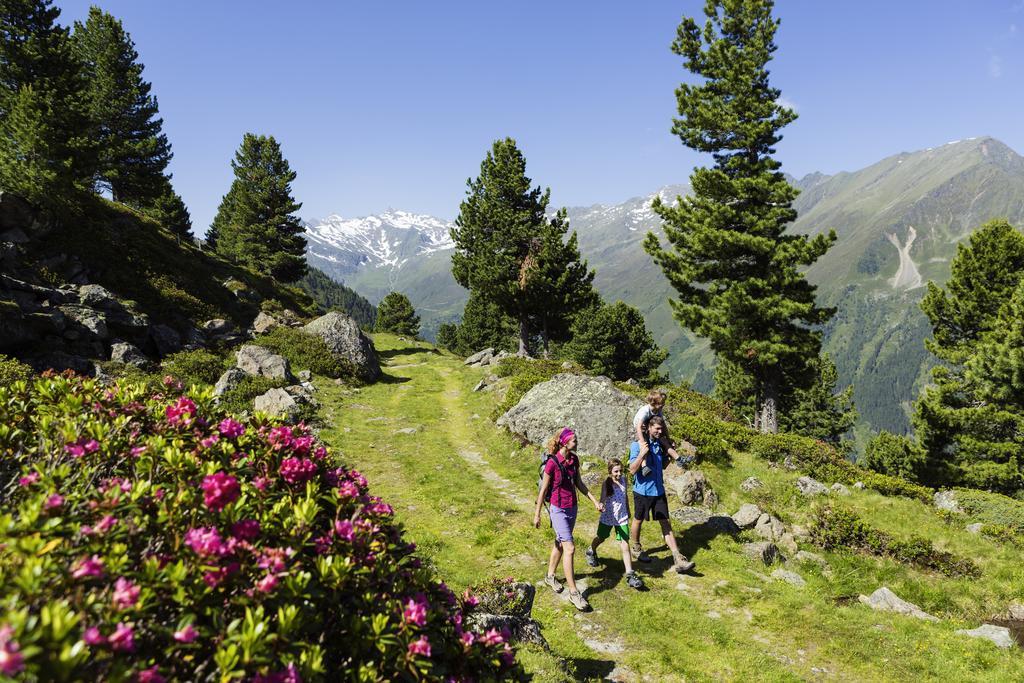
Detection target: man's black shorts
<box><xmin>633</xmin><ymin>492</ymin><xmax>669</xmax><ymax>520</ymax></box>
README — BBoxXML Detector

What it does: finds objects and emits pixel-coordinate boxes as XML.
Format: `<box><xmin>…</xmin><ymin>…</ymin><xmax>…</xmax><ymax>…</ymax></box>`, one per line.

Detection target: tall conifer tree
<box><xmin>452</xmin><ymin>138</ymin><xmax>594</xmax><ymax>356</ymax></box>
<box><xmin>211</xmin><ymin>133</ymin><xmax>306</xmax><ymax>282</ymax></box>
<box><xmin>0</xmin><ymin>0</ymin><xmax>95</xmax><ymax>204</ymax></box>
<box><xmin>645</xmin><ymin>0</ymin><xmax>835</xmax><ymax>432</ymax></box>
<box><xmin>72</xmin><ymin>7</ymin><xmax>171</xmax><ymax>203</ymax></box>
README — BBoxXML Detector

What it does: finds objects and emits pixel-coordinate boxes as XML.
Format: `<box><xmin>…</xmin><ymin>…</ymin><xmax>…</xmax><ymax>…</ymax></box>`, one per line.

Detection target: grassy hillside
<box><xmin>314</xmin><ymin>335</ymin><xmax>1024</xmax><ymax>681</ymax></box>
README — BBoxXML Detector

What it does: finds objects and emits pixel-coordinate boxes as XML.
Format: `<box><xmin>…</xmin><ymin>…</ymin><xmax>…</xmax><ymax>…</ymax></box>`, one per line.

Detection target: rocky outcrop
<box><xmin>955</xmin><ymin>624</ymin><xmax>1014</xmax><ymax>648</ymax></box>
<box><xmin>933</xmin><ymin>490</ymin><xmax>962</xmax><ymax>513</ymax></box>
<box><xmin>743</xmin><ymin>542</ymin><xmax>783</xmax><ymax>565</ymax></box>
<box><xmin>109</xmin><ymin>341</ymin><xmax>149</xmax><ymax>368</ymax></box>
<box><xmin>303</xmin><ymin>312</ymin><xmax>381</xmax><ymax>382</ymax></box>
<box><xmin>466</xmin><ymin>582</ymin><xmax>546</xmax><ymax>647</ymax></box>
<box><xmin>732</xmin><ymin>504</ymin><xmax>763</xmax><ymax>529</ymax></box>
<box><xmin>667</xmin><ymin>469</ymin><xmax>718</xmax><ymax>508</ymax></box>
<box><xmin>858</xmin><ymin>587</ymin><xmax>938</xmax><ymax>622</ymax></box>
<box><xmin>796</xmin><ymin>476</ymin><xmax>828</xmax><ymax>497</ymax></box>
<box><xmin>236</xmin><ymin>345</ymin><xmax>294</xmax><ymax>382</ymax></box>
<box><xmin>464</xmin><ymin>347</ymin><xmax>513</xmax><ymax>368</ymax></box>
<box><xmin>497</xmin><ymin>373</ymin><xmax>640</xmax><ymax>460</ymax></box>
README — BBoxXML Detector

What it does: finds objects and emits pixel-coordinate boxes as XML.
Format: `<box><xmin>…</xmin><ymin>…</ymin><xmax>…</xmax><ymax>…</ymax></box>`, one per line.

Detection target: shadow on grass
<box><xmin>565</xmin><ymin>657</ymin><xmax>616</xmax><ymax>681</ymax></box>
<box><xmin>378</xmin><ymin>346</ymin><xmax>438</xmax><ymax>359</ymax></box>
<box><xmin>376</xmin><ymin>373</ymin><xmax>412</xmax><ymax>384</ymax></box>
<box><xmin>676</xmin><ymin>516</ymin><xmax>742</xmax><ymax>561</ymax></box>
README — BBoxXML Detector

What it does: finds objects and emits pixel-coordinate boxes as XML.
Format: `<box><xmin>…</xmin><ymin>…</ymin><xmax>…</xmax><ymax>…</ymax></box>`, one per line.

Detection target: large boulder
<box><xmin>497</xmin><ymin>373</ymin><xmax>640</xmax><ymax>460</ymax></box>
<box><xmin>254</xmin><ymin>387</ymin><xmax>299</xmax><ymax>418</ymax></box>
<box><xmin>858</xmin><ymin>587</ymin><xmax>938</xmax><ymax>622</ymax></box>
<box><xmin>303</xmin><ymin>312</ymin><xmax>381</xmax><ymax>382</ymax></box>
<box><xmin>668</xmin><ymin>469</ymin><xmax>718</xmax><ymax>508</ymax></box>
<box><xmin>77</xmin><ymin>284</ymin><xmax>123</xmax><ymax>311</ymax></box>
<box><xmin>236</xmin><ymin>345</ymin><xmax>294</xmax><ymax>382</ymax></box>
<box><xmin>732</xmin><ymin>503</ymin><xmax>763</xmax><ymax>529</ymax></box>
<box><xmin>109</xmin><ymin>341</ymin><xmax>149</xmax><ymax>368</ymax></box>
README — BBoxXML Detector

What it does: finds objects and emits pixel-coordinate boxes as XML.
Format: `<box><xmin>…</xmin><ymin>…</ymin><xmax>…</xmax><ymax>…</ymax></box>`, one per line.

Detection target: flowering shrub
<box><xmin>0</xmin><ymin>375</ymin><xmax>523</xmax><ymax>681</ymax></box>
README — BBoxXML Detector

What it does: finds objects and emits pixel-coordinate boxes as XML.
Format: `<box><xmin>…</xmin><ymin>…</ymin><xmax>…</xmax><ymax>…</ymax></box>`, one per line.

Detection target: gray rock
<box><xmin>466</xmin><ymin>612</ymin><xmax>546</xmax><ymax>647</ymax></box>
<box><xmin>497</xmin><ymin>373</ymin><xmax>640</xmax><ymax>460</ymax></box>
<box><xmin>791</xmin><ymin>524</ymin><xmax>812</xmax><ymax>543</ymax></box>
<box><xmin>831</xmin><ymin>483</ymin><xmax>851</xmax><ymax>496</ymax></box>
<box><xmin>794</xmin><ymin>550</ymin><xmax>829</xmax><ymax>570</ymax></box>
<box><xmin>754</xmin><ymin>514</ymin><xmax>787</xmax><ymax>542</ymax></box>
<box><xmin>254</xmin><ymin>387</ymin><xmax>298</xmax><ymax>418</ymax></box>
<box><xmin>966</xmin><ymin>523</ymin><xmax>984</xmax><ymax>534</ymax></box>
<box><xmin>743</xmin><ymin>542</ymin><xmax>783</xmax><ymax>565</ymax></box>
<box><xmin>236</xmin><ymin>344</ymin><xmax>294</xmax><ymax>381</ymax></box>
<box><xmin>934</xmin><ymin>490</ymin><xmax>962</xmax><ymax>513</ymax></box>
<box><xmin>771</xmin><ymin>568</ymin><xmax>806</xmax><ymax>587</ymax></box>
<box><xmin>393</xmin><ymin>427</ymin><xmax>418</xmax><ymax>435</ymax></box>
<box><xmin>464</xmin><ymin>347</ymin><xmax>494</xmax><ymax>365</ymax></box>
<box><xmin>704</xmin><ymin>515</ymin><xmax>741</xmax><ymax>534</ymax></box>
<box><xmin>858</xmin><ymin>587</ymin><xmax>938</xmax><ymax>622</ymax></box>
<box><xmin>669</xmin><ymin>469</ymin><xmax>717</xmax><ymax>508</ymax></box>
<box><xmin>213</xmin><ymin>367</ymin><xmax>247</xmax><ymax>397</ymax></box>
<box><xmin>561</xmin><ymin>361</ymin><xmax>574</xmax><ymax>370</ymax></box>
<box><xmin>297</xmin><ymin>369</ymin><xmax>312</xmax><ymax>382</ymax></box>
<box><xmin>955</xmin><ymin>624</ymin><xmax>1014</xmax><ymax>649</ymax></box>
<box><xmin>796</xmin><ymin>476</ymin><xmax>828</xmax><ymax>497</ymax></box>
<box><xmin>1008</xmin><ymin>602</ymin><xmax>1024</xmax><ymax>621</ymax></box>
<box><xmin>77</xmin><ymin>284</ymin><xmax>122</xmax><ymax>311</ymax></box>
<box><xmin>252</xmin><ymin>311</ymin><xmax>280</xmax><ymax>334</ymax></box>
<box><xmin>109</xmin><ymin>341</ymin><xmax>149</xmax><ymax>367</ymax></box>
<box><xmin>488</xmin><ymin>350</ymin><xmax>512</xmax><ymax>366</ymax></box>
<box><xmin>776</xmin><ymin>533</ymin><xmax>799</xmax><ymax>556</ymax></box>
<box><xmin>732</xmin><ymin>503</ymin><xmax>763</xmax><ymax>529</ymax></box>
<box><xmin>303</xmin><ymin>312</ymin><xmax>382</xmax><ymax>382</ymax></box>
<box><xmin>203</xmin><ymin>319</ymin><xmax>235</xmax><ymax>336</ymax></box>
<box><xmin>853</xmin><ymin>481</ymin><xmax>865</xmax><ymax>490</ymax></box>
<box><xmin>58</xmin><ymin>305</ymin><xmax>108</xmax><ymax>340</ymax></box>
<box><xmin>671</xmin><ymin>507</ymin><xmax>711</xmax><ymax>525</ymax></box>
<box><xmin>740</xmin><ymin>477</ymin><xmax>764</xmax><ymax>492</ymax></box>
<box><xmin>150</xmin><ymin>324</ymin><xmax>182</xmax><ymax>356</ymax></box>
<box><xmin>473</xmin><ymin>379</ymin><xmax>487</xmax><ymax>392</ymax></box>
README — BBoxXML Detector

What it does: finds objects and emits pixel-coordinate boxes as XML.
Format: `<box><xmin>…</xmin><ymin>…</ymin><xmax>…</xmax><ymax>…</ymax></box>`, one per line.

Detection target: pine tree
<box><xmin>452</xmin><ymin>138</ymin><xmax>594</xmax><ymax>356</ymax></box>
<box><xmin>435</xmin><ymin>323</ymin><xmax>459</xmax><ymax>352</ymax></box>
<box><xmin>72</xmin><ymin>7</ymin><xmax>171</xmax><ymax>203</ymax></box>
<box><xmin>133</xmin><ymin>176</ymin><xmax>191</xmax><ymax>238</ymax></box>
<box><xmin>453</xmin><ymin>290</ymin><xmax>516</xmax><ymax>356</ymax></box>
<box><xmin>564</xmin><ymin>301</ymin><xmax>667</xmax><ymax>384</ymax></box>
<box><xmin>211</xmin><ymin>133</ymin><xmax>306</xmax><ymax>282</ymax></box>
<box><xmin>0</xmin><ymin>0</ymin><xmax>95</xmax><ymax>204</ymax></box>
<box><xmin>375</xmin><ymin>292</ymin><xmax>420</xmax><ymax>337</ymax></box>
<box><xmin>645</xmin><ymin>0</ymin><xmax>835</xmax><ymax>433</ymax></box>
<box><xmin>913</xmin><ymin>219</ymin><xmax>1024</xmax><ymax>492</ymax></box>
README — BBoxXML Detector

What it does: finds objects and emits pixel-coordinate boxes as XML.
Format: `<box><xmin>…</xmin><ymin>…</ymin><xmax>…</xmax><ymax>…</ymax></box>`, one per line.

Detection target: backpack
<box><xmin>538</xmin><ymin>451</ymin><xmax>570</xmax><ymax>504</ymax></box>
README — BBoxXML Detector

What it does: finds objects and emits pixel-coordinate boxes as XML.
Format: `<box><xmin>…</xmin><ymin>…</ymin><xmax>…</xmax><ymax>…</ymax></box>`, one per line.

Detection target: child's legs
<box><xmin>592</xmin><ymin>523</ymin><xmax>611</xmax><ymax>552</ymax></box>
<box><xmin>618</xmin><ymin>539</ymin><xmax>634</xmax><ymax>573</ymax></box>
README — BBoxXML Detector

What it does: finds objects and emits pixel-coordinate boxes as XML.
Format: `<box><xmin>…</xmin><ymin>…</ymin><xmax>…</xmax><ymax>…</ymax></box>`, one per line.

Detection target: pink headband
<box><xmin>558</xmin><ymin>428</ymin><xmax>575</xmax><ymax>446</ymax></box>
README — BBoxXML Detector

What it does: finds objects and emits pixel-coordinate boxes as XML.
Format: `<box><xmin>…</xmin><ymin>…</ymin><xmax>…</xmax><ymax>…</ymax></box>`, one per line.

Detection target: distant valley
<box><xmin>304</xmin><ymin>137</ymin><xmax>1024</xmax><ymax>438</ymax></box>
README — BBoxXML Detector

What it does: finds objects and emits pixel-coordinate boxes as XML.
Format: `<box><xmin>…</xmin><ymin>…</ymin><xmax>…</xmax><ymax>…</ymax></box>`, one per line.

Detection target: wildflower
<box><xmin>0</xmin><ymin>626</ymin><xmax>24</xmax><ymax>676</ymax></box>
<box><xmin>480</xmin><ymin>628</ymin><xmax>504</xmax><ymax>646</ymax></box>
<box><xmin>218</xmin><ymin>417</ymin><xmax>246</xmax><ymax>439</ymax></box>
<box><xmin>349</xmin><ymin>470</ymin><xmax>368</xmax><ymax>489</ymax></box>
<box><xmin>200</xmin><ymin>434</ymin><xmax>219</xmax><ymax>449</ymax></box>
<box><xmin>137</xmin><ymin>665</ymin><xmax>166</xmax><ymax>683</ymax></box>
<box><xmin>279</xmin><ymin>457</ymin><xmax>317</xmax><ymax>484</ymax></box>
<box><xmin>334</xmin><ymin>519</ymin><xmax>355</xmax><ymax>542</ymax></box>
<box><xmin>267</xmin><ymin>426</ymin><xmax>294</xmax><ymax>450</ymax></box>
<box><xmin>292</xmin><ymin>435</ymin><xmax>313</xmax><ymax>455</ymax></box>
<box><xmin>314</xmin><ymin>534</ymin><xmax>333</xmax><ymax>554</ymax></box>
<box><xmin>313</xmin><ymin>446</ymin><xmax>328</xmax><ymax>460</ymax></box>
<box><xmin>72</xmin><ymin>555</ymin><xmax>105</xmax><ymax>579</ymax></box>
<box><xmin>257</xmin><ymin>547</ymin><xmax>293</xmax><ymax>573</ymax></box>
<box><xmin>252</xmin><ymin>476</ymin><xmax>270</xmax><ymax>491</ymax></box>
<box><xmin>96</xmin><ymin>515</ymin><xmax>118</xmax><ymax>533</ymax></box>
<box><xmin>173</xmin><ymin>624</ymin><xmax>198</xmax><ymax>643</ymax></box>
<box><xmin>112</xmin><ymin>577</ymin><xmax>141</xmax><ymax>610</ymax></box>
<box><xmin>17</xmin><ymin>472</ymin><xmax>40</xmax><ymax>486</ymax></box>
<box><xmin>403</xmin><ymin>597</ymin><xmax>428</xmax><ymax>627</ymax></box>
<box><xmin>366</xmin><ymin>502</ymin><xmax>394</xmax><ymax>517</ymax></box>
<box><xmin>256</xmin><ymin>574</ymin><xmax>279</xmax><ymax>593</ymax></box>
<box><xmin>44</xmin><ymin>493</ymin><xmax>64</xmax><ymax>511</ymax></box>
<box><xmin>108</xmin><ymin>623</ymin><xmax>135</xmax><ymax>652</ymax></box>
<box><xmin>460</xmin><ymin>631</ymin><xmax>475</xmax><ymax>647</ymax></box>
<box><xmin>184</xmin><ymin>527</ymin><xmax>229</xmax><ymax>558</ymax></box>
<box><xmin>165</xmin><ymin>396</ymin><xmax>197</xmax><ymax>426</ymax></box>
<box><xmin>407</xmin><ymin>635</ymin><xmax>431</xmax><ymax>658</ymax></box>
<box><xmin>337</xmin><ymin>481</ymin><xmax>359</xmax><ymax>498</ymax></box>
<box><xmin>230</xmin><ymin>519</ymin><xmax>260</xmax><ymax>540</ymax></box>
<box><xmin>130</xmin><ymin>445</ymin><xmax>147</xmax><ymax>457</ymax></box>
<box><xmin>461</xmin><ymin>589</ymin><xmax>479</xmax><ymax>607</ymax></box>
<box><xmin>82</xmin><ymin>626</ymin><xmax>106</xmax><ymax>646</ymax></box>
<box><xmin>201</xmin><ymin>472</ymin><xmax>240</xmax><ymax>511</ymax></box>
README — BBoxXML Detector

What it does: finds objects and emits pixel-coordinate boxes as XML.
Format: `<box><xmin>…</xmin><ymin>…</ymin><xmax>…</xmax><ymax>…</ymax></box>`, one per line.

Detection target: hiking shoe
<box><xmin>672</xmin><ymin>557</ymin><xmax>696</xmax><ymax>573</ymax></box>
<box><xmin>544</xmin><ymin>574</ymin><xmax>563</xmax><ymax>594</ymax></box>
<box><xmin>568</xmin><ymin>590</ymin><xmax>590</xmax><ymax>611</ymax></box>
<box><xmin>585</xmin><ymin>547</ymin><xmax>598</xmax><ymax>567</ymax></box>
<box><xmin>626</xmin><ymin>571</ymin><xmax>645</xmax><ymax>590</ymax></box>
<box><xmin>630</xmin><ymin>543</ymin><xmax>651</xmax><ymax>563</ymax></box>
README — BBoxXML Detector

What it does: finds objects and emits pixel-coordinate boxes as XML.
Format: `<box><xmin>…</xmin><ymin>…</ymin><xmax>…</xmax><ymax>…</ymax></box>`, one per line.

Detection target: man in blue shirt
<box><xmin>628</xmin><ymin>416</ymin><xmax>695</xmax><ymax>573</ymax></box>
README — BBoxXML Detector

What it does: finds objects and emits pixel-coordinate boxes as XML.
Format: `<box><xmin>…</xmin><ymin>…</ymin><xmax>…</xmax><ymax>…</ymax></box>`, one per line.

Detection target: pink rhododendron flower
<box><xmin>267</xmin><ymin>426</ymin><xmax>294</xmax><ymax>450</ymax></box>
<box><xmin>291</xmin><ymin>435</ymin><xmax>313</xmax><ymax>455</ymax></box>
<box><xmin>407</xmin><ymin>636</ymin><xmax>431</xmax><ymax>658</ymax></box>
<box><xmin>17</xmin><ymin>472</ymin><xmax>39</xmax><ymax>486</ymax></box>
<box><xmin>130</xmin><ymin>445</ymin><xmax>147</xmax><ymax>457</ymax></box>
<box><xmin>112</xmin><ymin>577</ymin><xmax>140</xmax><ymax>610</ymax></box>
<box><xmin>72</xmin><ymin>555</ymin><xmax>105</xmax><ymax>579</ymax></box>
<box><xmin>137</xmin><ymin>665</ymin><xmax>166</xmax><ymax>683</ymax></box>
<box><xmin>279</xmin><ymin>457</ymin><xmax>317</xmax><ymax>484</ymax></box>
<box><xmin>334</xmin><ymin>519</ymin><xmax>355</xmax><ymax>542</ymax></box>
<box><xmin>480</xmin><ymin>628</ymin><xmax>504</xmax><ymax>646</ymax></box>
<box><xmin>460</xmin><ymin>631</ymin><xmax>475</xmax><ymax>647</ymax></box>
<box><xmin>184</xmin><ymin>527</ymin><xmax>229</xmax><ymax>558</ymax></box>
<box><xmin>500</xmin><ymin>644</ymin><xmax>516</xmax><ymax>667</ymax></box>
<box><xmin>230</xmin><ymin>519</ymin><xmax>261</xmax><ymax>540</ymax></box>
<box><xmin>173</xmin><ymin>625</ymin><xmax>198</xmax><ymax>643</ymax></box>
<box><xmin>349</xmin><ymin>470</ymin><xmax>368</xmax><ymax>489</ymax></box>
<box><xmin>96</xmin><ymin>515</ymin><xmax>118</xmax><ymax>533</ymax></box>
<box><xmin>462</xmin><ymin>589</ymin><xmax>479</xmax><ymax>607</ymax></box>
<box><xmin>44</xmin><ymin>493</ymin><xmax>64</xmax><ymax>510</ymax></box>
<box><xmin>256</xmin><ymin>574</ymin><xmax>279</xmax><ymax>593</ymax></box>
<box><xmin>313</xmin><ymin>446</ymin><xmax>327</xmax><ymax>460</ymax></box>
<box><xmin>257</xmin><ymin>547</ymin><xmax>293</xmax><ymax>573</ymax></box>
<box><xmin>252</xmin><ymin>476</ymin><xmax>270</xmax><ymax>491</ymax></box>
<box><xmin>337</xmin><ymin>481</ymin><xmax>359</xmax><ymax>498</ymax></box>
<box><xmin>200</xmin><ymin>434</ymin><xmax>219</xmax><ymax>449</ymax></box>
<box><xmin>165</xmin><ymin>396</ymin><xmax>197</xmax><ymax>426</ymax></box>
<box><xmin>314</xmin><ymin>534</ymin><xmax>333</xmax><ymax>554</ymax></box>
<box><xmin>366</xmin><ymin>502</ymin><xmax>394</xmax><ymax>517</ymax></box>
<box><xmin>83</xmin><ymin>626</ymin><xmax>106</xmax><ymax>646</ymax></box>
<box><xmin>252</xmin><ymin>663</ymin><xmax>302</xmax><ymax>683</ymax></box>
<box><xmin>108</xmin><ymin>623</ymin><xmax>135</xmax><ymax>652</ymax></box>
<box><xmin>403</xmin><ymin>597</ymin><xmax>428</xmax><ymax>627</ymax></box>
<box><xmin>201</xmin><ymin>472</ymin><xmax>240</xmax><ymax>511</ymax></box>
<box><xmin>0</xmin><ymin>626</ymin><xmax>24</xmax><ymax>676</ymax></box>
<box><xmin>218</xmin><ymin>418</ymin><xmax>246</xmax><ymax>439</ymax></box>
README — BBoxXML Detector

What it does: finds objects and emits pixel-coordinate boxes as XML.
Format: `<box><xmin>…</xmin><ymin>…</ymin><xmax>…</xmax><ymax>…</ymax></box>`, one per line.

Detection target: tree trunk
<box><xmin>541</xmin><ymin>319</ymin><xmax>550</xmax><ymax>359</ymax></box>
<box><xmin>517</xmin><ymin>317</ymin><xmax>529</xmax><ymax>357</ymax></box>
<box><xmin>758</xmin><ymin>380</ymin><xmax>779</xmax><ymax>434</ymax></box>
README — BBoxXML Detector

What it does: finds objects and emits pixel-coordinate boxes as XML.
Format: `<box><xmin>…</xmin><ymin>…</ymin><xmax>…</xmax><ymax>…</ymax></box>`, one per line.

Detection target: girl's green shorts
<box><xmin>596</xmin><ymin>523</ymin><xmax>629</xmax><ymax>542</ymax></box>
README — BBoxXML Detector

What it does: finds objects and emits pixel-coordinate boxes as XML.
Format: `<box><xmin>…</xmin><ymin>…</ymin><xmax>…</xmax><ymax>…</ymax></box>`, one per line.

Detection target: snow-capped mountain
<box><xmin>304</xmin><ymin>209</ymin><xmax>454</xmax><ymax>274</ymax></box>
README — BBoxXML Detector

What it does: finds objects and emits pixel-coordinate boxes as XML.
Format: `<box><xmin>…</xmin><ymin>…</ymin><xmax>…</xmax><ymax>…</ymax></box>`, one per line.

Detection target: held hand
<box><xmin>533</xmin><ymin>513</ymin><xmax>541</xmax><ymax>529</ymax></box>
<box><xmin>596</xmin><ymin>501</ymin><xmax>605</xmax><ymax>513</ymax></box>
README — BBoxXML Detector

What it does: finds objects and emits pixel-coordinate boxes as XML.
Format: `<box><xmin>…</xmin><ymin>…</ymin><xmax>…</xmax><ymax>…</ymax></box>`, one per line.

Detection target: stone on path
<box><xmin>858</xmin><ymin>587</ymin><xmax>938</xmax><ymax>622</ymax></box>
<box><xmin>955</xmin><ymin>624</ymin><xmax>1014</xmax><ymax>649</ymax></box>
<box><xmin>743</xmin><ymin>542</ymin><xmax>783</xmax><ymax>565</ymax></box>
<box><xmin>771</xmin><ymin>568</ymin><xmax>806</xmax><ymax>588</ymax></box>
<box><xmin>732</xmin><ymin>503</ymin><xmax>763</xmax><ymax>529</ymax></box>
<box><xmin>796</xmin><ymin>476</ymin><xmax>828</xmax><ymax>496</ymax></box>
<box><xmin>671</xmin><ymin>507</ymin><xmax>711</xmax><ymax>525</ymax></box>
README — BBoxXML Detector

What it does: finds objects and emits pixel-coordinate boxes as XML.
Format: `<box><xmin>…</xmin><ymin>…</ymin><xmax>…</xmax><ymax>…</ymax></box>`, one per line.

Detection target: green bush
<box><xmin>563</xmin><ymin>301</ymin><xmax>667</xmax><ymax>383</ymax></box>
<box><xmin>375</xmin><ymin>292</ymin><xmax>420</xmax><ymax>337</ymax></box>
<box><xmin>253</xmin><ymin>327</ymin><xmax>355</xmax><ymax>380</ymax></box>
<box><xmin>217</xmin><ymin>376</ymin><xmax>288</xmax><ymax>416</ymax></box>
<box><xmin>0</xmin><ymin>375</ymin><xmax>523</xmax><ymax>680</ymax></box>
<box><xmin>0</xmin><ymin>355</ymin><xmax>33</xmax><ymax>384</ymax></box>
<box><xmin>810</xmin><ymin>506</ymin><xmax>979</xmax><ymax>578</ymax></box>
<box><xmin>161</xmin><ymin>349</ymin><xmax>227</xmax><ymax>387</ymax></box>
<box><xmin>953</xmin><ymin>487</ymin><xmax>1024</xmax><ymax>533</ymax></box>
<box><xmin>491</xmin><ymin>358</ymin><xmax>567</xmax><ymax>418</ymax></box>
<box><xmin>864</xmin><ymin>431</ymin><xmax>925</xmax><ymax>483</ymax></box>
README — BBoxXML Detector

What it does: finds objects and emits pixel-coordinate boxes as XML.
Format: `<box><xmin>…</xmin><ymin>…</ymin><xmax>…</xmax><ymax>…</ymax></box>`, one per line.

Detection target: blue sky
<box><xmin>56</xmin><ymin>1</ymin><xmax>1024</xmax><ymax>233</ymax></box>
